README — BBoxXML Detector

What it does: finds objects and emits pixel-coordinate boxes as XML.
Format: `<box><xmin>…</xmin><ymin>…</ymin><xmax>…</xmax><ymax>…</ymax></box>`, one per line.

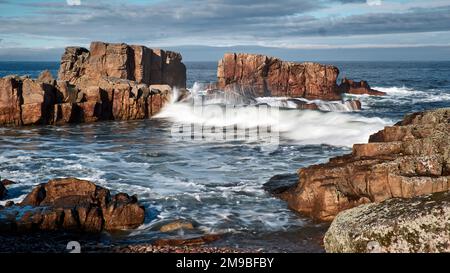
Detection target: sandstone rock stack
<box><xmin>217</xmin><ymin>53</ymin><xmax>385</xmax><ymax>100</ymax></box>
<box><xmin>279</xmin><ymin>108</ymin><xmax>450</xmax><ymax>221</ymax></box>
<box><xmin>58</xmin><ymin>41</ymin><xmax>186</xmax><ymax>88</ymax></box>
<box><xmin>0</xmin><ymin>42</ymin><xmax>186</xmax><ymax>127</ymax></box>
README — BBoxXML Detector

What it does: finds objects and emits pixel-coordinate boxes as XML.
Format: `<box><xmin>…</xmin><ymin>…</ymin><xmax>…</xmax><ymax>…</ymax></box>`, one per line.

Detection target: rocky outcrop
<box><xmin>0</xmin><ymin>178</ymin><xmax>145</xmax><ymax>232</ymax></box>
<box><xmin>217</xmin><ymin>53</ymin><xmax>385</xmax><ymax>100</ymax></box>
<box><xmin>280</xmin><ymin>108</ymin><xmax>450</xmax><ymax>221</ymax></box>
<box><xmin>324</xmin><ymin>191</ymin><xmax>450</xmax><ymax>253</ymax></box>
<box><xmin>338</xmin><ymin>78</ymin><xmax>386</xmax><ymax>96</ymax></box>
<box><xmin>58</xmin><ymin>41</ymin><xmax>186</xmax><ymax>89</ymax></box>
<box><xmin>0</xmin><ymin>75</ymin><xmax>171</xmax><ymax>126</ymax></box>
<box><xmin>0</xmin><ymin>41</ymin><xmax>184</xmax><ymax>127</ymax></box>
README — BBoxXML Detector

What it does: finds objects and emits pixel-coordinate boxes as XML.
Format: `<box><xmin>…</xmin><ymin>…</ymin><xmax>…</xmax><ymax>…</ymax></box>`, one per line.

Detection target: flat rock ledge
<box><xmin>324</xmin><ymin>191</ymin><xmax>450</xmax><ymax>253</ymax></box>
<box><xmin>0</xmin><ymin>178</ymin><xmax>145</xmax><ymax>233</ymax></box>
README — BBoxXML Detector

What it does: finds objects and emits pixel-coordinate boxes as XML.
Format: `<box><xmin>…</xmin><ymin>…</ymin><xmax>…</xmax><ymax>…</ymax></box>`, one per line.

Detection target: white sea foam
<box><xmin>255</xmin><ymin>97</ymin><xmax>361</xmax><ymax>112</ymax></box>
<box><xmin>374</xmin><ymin>86</ymin><xmax>423</xmax><ymax>96</ymax></box>
<box><xmin>157</xmin><ymin>99</ymin><xmax>391</xmax><ymax>147</ymax></box>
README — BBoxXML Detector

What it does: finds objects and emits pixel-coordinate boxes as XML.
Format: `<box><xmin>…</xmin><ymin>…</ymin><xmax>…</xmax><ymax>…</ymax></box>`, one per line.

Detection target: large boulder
<box><xmin>217</xmin><ymin>53</ymin><xmax>383</xmax><ymax>100</ymax></box>
<box><xmin>0</xmin><ymin>178</ymin><xmax>145</xmax><ymax>232</ymax></box>
<box><xmin>324</xmin><ymin>191</ymin><xmax>450</xmax><ymax>253</ymax></box>
<box><xmin>280</xmin><ymin>108</ymin><xmax>450</xmax><ymax>221</ymax></box>
<box><xmin>58</xmin><ymin>41</ymin><xmax>186</xmax><ymax>89</ymax></box>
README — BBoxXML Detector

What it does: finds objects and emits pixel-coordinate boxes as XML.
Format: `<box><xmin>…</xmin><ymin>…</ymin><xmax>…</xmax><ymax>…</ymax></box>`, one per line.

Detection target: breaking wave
<box><xmin>157</xmin><ymin>84</ymin><xmax>392</xmax><ymax>147</ymax></box>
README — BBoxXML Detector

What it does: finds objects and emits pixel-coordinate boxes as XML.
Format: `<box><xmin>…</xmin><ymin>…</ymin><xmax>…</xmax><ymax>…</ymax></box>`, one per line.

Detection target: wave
<box><xmin>156</xmin><ymin>101</ymin><xmax>391</xmax><ymax>147</ymax></box>
<box><xmin>374</xmin><ymin>86</ymin><xmax>423</xmax><ymax>96</ymax></box>
<box><xmin>255</xmin><ymin>97</ymin><xmax>361</xmax><ymax>112</ymax></box>
<box><xmin>183</xmin><ymin>82</ymin><xmax>361</xmax><ymax>112</ymax></box>
<box><xmin>342</xmin><ymin>86</ymin><xmax>450</xmax><ymax>107</ymax></box>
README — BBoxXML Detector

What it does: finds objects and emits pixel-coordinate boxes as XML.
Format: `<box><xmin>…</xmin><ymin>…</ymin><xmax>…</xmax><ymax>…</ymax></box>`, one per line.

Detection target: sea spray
<box><xmin>157</xmin><ymin>93</ymin><xmax>391</xmax><ymax>147</ymax></box>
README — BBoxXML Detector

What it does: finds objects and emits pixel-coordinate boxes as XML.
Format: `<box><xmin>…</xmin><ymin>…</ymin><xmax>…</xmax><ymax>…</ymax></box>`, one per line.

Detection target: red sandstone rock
<box><xmin>0</xmin><ymin>77</ymin><xmax>22</xmax><ymax>126</ymax></box>
<box><xmin>0</xmin><ymin>42</ymin><xmax>180</xmax><ymax>127</ymax></box>
<box><xmin>217</xmin><ymin>53</ymin><xmax>383</xmax><ymax>100</ymax></box>
<box><xmin>338</xmin><ymin>78</ymin><xmax>385</xmax><ymax>96</ymax></box>
<box><xmin>280</xmin><ymin>108</ymin><xmax>450</xmax><ymax>221</ymax></box>
<box><xmin>58</xmin><ymin>41</ymin><xmax>186</xmax><ymax>89</ymax></box>
<box><xmin>0</xmin><ymin>177</ymin><xmax>145</xmax><ymax>232</ymax></box>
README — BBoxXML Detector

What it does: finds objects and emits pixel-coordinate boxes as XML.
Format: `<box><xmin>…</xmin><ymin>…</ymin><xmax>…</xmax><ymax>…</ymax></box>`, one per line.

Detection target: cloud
<box><xmin>66</xmin><ymin>0</ymin><xmax>81</xmax><ymax>6</ymax></box>
<box><xmin>366</xmin><ymin>0</ymin><xmax>382</xmax><ymax>6</ymax></box>
<box><xmin>0</xmin><ymin>0</ymin><xmax>449</xmax><ymax>50</ymax></box>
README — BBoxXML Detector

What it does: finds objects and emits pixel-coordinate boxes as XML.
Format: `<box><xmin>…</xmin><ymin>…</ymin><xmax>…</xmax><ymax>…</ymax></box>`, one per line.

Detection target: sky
<box><xmin>0</xmin><ymin>0</ymin><xmax>450</xmax><ymax>61</ymax></box>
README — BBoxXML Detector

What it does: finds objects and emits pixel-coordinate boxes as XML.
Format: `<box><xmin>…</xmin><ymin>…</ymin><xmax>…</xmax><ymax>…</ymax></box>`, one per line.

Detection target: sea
<box><xmin>1</xmin><ymin>61</ymin><xmax>449</xmax><ymax>252</ymax></box>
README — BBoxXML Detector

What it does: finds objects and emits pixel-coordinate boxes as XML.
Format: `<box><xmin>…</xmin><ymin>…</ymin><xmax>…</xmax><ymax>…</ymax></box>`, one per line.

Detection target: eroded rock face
<box><xmin>280</xmin><ymin>108</ymin><xmax>450</xmax><ymax>221</ymax></box>
<box><xmin>58</xmin><ymin>42</ymin><xmax>186</xmax><ymax>89</ymax></box>
<box><xmin>217</xmin><ymin>53</ymin><xmax>383</xmax><ymax>100</ymax></box>
<box><xmin>324</xmin><ymin>191</ymin><xmax>450</xmax><ymax>253</ymax></box>
<box><xmin>0</xmin><ymin>178</ymin><xmax>145</xmax><ymax>232</ymax></box>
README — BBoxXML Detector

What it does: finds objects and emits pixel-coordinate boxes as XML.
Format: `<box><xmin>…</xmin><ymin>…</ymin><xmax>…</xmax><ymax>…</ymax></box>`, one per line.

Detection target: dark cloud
<box><xmin>286</xmin><ymin>6</ymin><xmax>450</xmax><ymax>37</ymax></box>
<box><xmin>0</xmin><ymin>0</ymin><xmax>449</xmax><ymax>47</ymax></box>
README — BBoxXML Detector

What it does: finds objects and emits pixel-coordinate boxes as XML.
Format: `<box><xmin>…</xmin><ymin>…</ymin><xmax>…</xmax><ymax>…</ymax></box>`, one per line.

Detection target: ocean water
<box><xmin>1</xmin><ymin>61</ymin><xmax>450</xmax><ymax>252</ymax></box>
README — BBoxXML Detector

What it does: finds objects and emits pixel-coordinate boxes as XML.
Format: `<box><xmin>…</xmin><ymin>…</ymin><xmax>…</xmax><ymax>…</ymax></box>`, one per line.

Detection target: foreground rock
<box><xmin>0</xmin><ymin>178</ymin><xmax>145</xmax><ymax>232</ymax></box>
<box><xmin>324</xmin><ymin>191</ymin><xmax>450</xmax><ymax>253</ymax></box>
<box><xmin>0</xmin><ymin>41</ymin><xmax>186</xmax><ymax>127</ymax></box>
<box><xmin>217</xmin><ymin>53</ymin><xmax>385</xmax><ymax>100</ymax></box>
<box><xmin>280</xmin><ymin>108</ymin><xmax>450</xmax><ymax>221</ymax></box>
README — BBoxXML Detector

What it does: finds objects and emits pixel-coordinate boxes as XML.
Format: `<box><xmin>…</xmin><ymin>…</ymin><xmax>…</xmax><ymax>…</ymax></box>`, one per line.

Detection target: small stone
<box><xmin>159</xmin><ymin>220</ymin><xmax>195</xmax><ymax>232</ymax></box>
